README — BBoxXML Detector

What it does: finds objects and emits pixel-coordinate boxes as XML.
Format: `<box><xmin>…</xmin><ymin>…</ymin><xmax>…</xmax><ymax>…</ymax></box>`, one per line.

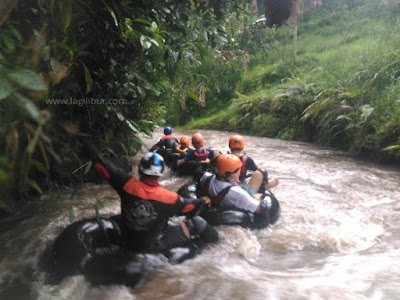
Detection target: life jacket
<box><xmin>158</xmin><ymin>134</ymin><xmax>179</xmax><ymax>151</ymax></box>
<box><xmin>240</xmin><ymin>155</ymin><xmax>247</xmax><ymax>177</ymax></box>
<box><xmin>175</xmin><ymin>146</ymin><xmax>188</xmax><ymax>154</ymax></box>
<box><xmin>123</xmin><ymin>177</ymin><xmax>178</xmax><ymax>205</ymax></box>
<box><xmin>120</xmin><ymin>178</ymin><xmax>179</xmax><ymax>232</ymax></box>
<box><xmin>193</xmin><ymin>148</ymin><xmax>208</xmax><ymax>161</ymax></box>
<box><xmin>160</xmin><ymin>134</ymin><xmax>177</xmax><ymax>141</ymax></box>
<box><xmin>201</xmin><ymin>175</ymin><xmax>233</xmax><ymax>206</ymax></box>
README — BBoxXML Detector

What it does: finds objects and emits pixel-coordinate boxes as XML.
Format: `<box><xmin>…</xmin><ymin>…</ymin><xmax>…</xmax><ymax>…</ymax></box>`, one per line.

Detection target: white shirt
<box><xmin>200</xmin><ymin>173</ymin><xmax>259</xmax><ymax>213</ymax></box>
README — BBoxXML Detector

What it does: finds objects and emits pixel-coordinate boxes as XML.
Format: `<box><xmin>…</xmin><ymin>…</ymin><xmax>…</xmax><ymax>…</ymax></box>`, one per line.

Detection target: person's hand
<box><xmin>252</xmin><ymin>193</ymin><xmax>263</xmax><ymax>201</ymax></box>
<box><xmin>201</xmin><ymin>196</ymin><xmax>211</xmax><ymax>207</ymax></box>
<box><xmin>202</xmin><ymin>158</ymin><xmax>211</xmax><ymax>164</ymax></box>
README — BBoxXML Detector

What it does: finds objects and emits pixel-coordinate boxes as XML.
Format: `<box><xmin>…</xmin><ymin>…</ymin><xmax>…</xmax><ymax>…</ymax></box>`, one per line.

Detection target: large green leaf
<box><xmin>31</xmin><ymin>159</ymin><xmax>48</xmax><ymax>174</ymax></box>
<box><xmin>12</xmin><ymin>92</ymin><xmax>40</xmax><ymax>121</ymax></box>
<box><xmin>7</xmin><ymin>69</ymin><xmax>47</xmax><ymax>91</ymax></box>
<box><xmin>383</xmin><ymin>145</ymin><xmax>400</xmax><ymax>152</ymax></box>
<box><xmin>140</xmin><ymin>35</ymin><xmax>152</xmax><ymax>50</ymax></box>
<box><xmin>125</xmin><ymin>119</ymin><xmax>140</xmax><ymax>133</ymax></box>
<box><xmin>133</xmin><ymin>18</ymin><xmax>152</xmax><ymax>26</ymax></box>
<box><xmin>360</xmin><ymin>104</ymin><xmax>374</xmax><ymax>120</ymax></box>
<box><xmin>100</xmin><ymin>0</ymin><xmax>118</xmax><ymax>27</ymax></box>
<box><xmin>0</xmin><ymin>76</ymin><xmax>13</xmax><ymax>100</ymax></box>
<box><xmin>50</xmin><ymin>58</ymin><xmax>62</xmax><ymax>73</ymax></box>
<box><xmin>84</xmin><ymin>161</ymin><xmax>92</xmax><ymax>175</ymax></box>
<box><xmin>82</xmin><ymin>64</ymin><xmax>93</xmax><ymax>93</ymax></box>
<box><xmin>187</xmin><ymin>91</ymin><xmax>199</xmax><ymax>102</ymax></box>
<box><xmin>26</xmin><ymin>178</ymin><xmax>43</xmax><ymax>194</ymax></box>
<box><xmin>55</xmin><ymin>0</ymin><xmax>72</xmax><ymax>32</ymax></box>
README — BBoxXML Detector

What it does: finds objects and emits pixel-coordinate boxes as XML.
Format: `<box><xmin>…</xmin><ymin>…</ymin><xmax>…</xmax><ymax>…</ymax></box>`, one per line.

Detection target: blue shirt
<box><xmin>183</xmin><ymin>148</ymin><xmax>213</xmax><ymax>161</ymax></box>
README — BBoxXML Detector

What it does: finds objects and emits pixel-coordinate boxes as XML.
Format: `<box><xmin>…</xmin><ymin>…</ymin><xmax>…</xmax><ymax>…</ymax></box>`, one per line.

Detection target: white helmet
<box><xmin>139</xmin><ymin>152</ymin><xmax>165</xmax><ymax>177</ymax></box>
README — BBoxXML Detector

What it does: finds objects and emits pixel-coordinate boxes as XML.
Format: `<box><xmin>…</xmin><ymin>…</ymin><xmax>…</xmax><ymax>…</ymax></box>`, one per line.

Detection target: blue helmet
<box><xmin>164</xmin><ymin>126</ymin><xmax>173</xmax><ymax>135</ymax></box>
<box><xmin>139</xmin><ymin>152</ymin><xmax>165</xmax><ymax>177</ymax></box>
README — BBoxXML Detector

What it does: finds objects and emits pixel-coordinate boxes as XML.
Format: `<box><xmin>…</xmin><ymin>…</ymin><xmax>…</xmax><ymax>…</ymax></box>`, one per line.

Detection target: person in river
<box><xmin>169</xmin><ymin>135</ymin><xmax>191</xmax><ymax>171</ymax></box>
<box><xmin>176</xmin><ymin>133</ymin><xmax>216</xmax><ymax>175</ymax></box>
<box><xmin>228</xmin><ymin>134</ymin><xmax>279</xmax><ymax>194</ymax></box>
<box><xmin>198</xmin><ymin>153</ymin><xmax>272</xmax><ymax>221</ymax></box>
<box><xmin>175</xmin><ymin>136</ymin><xmax>191</xmax><ymax>157</ymax></box>
<box><xmin>150</xmin><ymin>126</ymin><xmax>179</xmax><ymax>168</ymax></box>
<box><xmin>150</xmin><ymin>126</ymin><xmax>179</xmax><ymax>155</ymax></box>
<box><xmin>91</xmin><ymin>150</ymin><xmax>219</xmax><ymax>256</ymax></box>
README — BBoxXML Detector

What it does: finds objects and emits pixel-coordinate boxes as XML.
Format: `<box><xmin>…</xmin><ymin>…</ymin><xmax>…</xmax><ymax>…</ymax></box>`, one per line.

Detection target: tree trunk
<box><xmin>250</xmin><ymin>0</ymin><xmax>258</xmax><ymax>15</ymax></box>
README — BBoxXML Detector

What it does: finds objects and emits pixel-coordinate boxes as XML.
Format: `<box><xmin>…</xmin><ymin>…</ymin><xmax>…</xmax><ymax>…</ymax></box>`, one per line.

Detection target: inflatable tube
<box><xmin>175</xmin><ymin>160</ymin><xmax>204</xmax><ymax>176</ymax></box>
<box><xmin>47</xmin><ymin>215</ymin><xmax>204</xmax><ymax>286</ymax></box>
<box><xmin>156</xmin><ymin>149</ymin><xmax>181</xmax><ymax>169</ymax></box>
<box><xmin>177</xmin><ymin>183</ymin><xmax>280</xmax><ymax>229</ymax></box>
<box><xmin>157</xmin><ymin>149</ymin><xmax>219</xmax><ymax>177</ymax></box>
<box><xmin>50</xmin><ymin>216</ymin><xmax>123</xmax><ymax>277</ymax></box>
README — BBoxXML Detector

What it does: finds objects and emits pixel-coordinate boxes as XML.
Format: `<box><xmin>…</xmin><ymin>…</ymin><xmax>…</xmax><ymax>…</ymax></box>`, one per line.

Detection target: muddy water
<box><xmin>1</xmin><ymin>129</ymin><xmax>400</xmax><ymax>300</ymax></box>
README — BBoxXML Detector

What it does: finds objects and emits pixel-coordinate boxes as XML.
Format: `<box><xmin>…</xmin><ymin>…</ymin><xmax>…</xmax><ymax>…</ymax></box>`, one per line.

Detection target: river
<box><xmin>1</xmin><ymin>129</ymin><xmax>400</xmax><ymax>300</ymax></box>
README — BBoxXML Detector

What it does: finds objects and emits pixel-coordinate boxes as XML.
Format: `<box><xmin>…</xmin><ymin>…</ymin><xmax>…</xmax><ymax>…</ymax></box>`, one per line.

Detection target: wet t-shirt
<box><xmin>200</xmin><ymin>173</ymin><xmax>259</xmax><ymax>213</ymax></box>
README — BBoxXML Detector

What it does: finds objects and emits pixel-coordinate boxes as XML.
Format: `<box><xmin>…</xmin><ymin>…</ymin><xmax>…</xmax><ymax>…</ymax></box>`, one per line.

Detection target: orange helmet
<box><xmin>216</xmin><ymin>154</ymin><xmax>242</xmax><ymax>176</ymax></box>
<box><xmin>229</xmin><ymin>134</ymin><xmax>245</xmax><ymax>150</ymax></box>
<box><xmin>180</xmin><ymin>136</ymin><xmax>190</xmax><ymax>148</ymax></box>
<box><xmin>192</xmin><ymin>133</ymin><xmax>204</xmax><ymax>147</ymax></box>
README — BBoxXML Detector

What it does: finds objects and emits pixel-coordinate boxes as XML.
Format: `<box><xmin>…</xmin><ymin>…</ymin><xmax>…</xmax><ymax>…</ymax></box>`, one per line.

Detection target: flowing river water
<box><xmin>1</xmin><ymin>129</ymin><xmax>400</xmax><ymax>300</ymax></box>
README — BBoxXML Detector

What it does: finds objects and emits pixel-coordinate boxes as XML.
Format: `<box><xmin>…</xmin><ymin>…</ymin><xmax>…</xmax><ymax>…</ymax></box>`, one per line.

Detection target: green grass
<box><xmin>184</xmin><ymin>106</ymin><xmax>235</xmax><ymax>130</ymax></box>
<box><xmin>185</xmin><ymin>0</ymin><xmax>400</xmax><ymax>163</ymax></box>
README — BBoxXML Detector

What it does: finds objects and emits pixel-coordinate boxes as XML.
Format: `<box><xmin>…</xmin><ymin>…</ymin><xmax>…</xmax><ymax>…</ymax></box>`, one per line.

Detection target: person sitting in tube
<box><xmin>198</xmin><ymin>154</ymin><xmax>272</xmax><ymax>218</ymax></box>
<box><xmin>174</xmin><ymin>136</ymin><xmax>191</xmax><ymax>158</ymax></box>
<box><xmin>93</xmin><ymin>151</ymin><xmax>219</xmax><ymax>255</ymax></box>
<box><xmin>177</xmin><ymin>133</ymin><xmax>214</xmax><ymax>168</ymax></box>
<box><xmin>228</xmin><ymin>134</ymin><xmax>279</xmax><ymax>194</ymax></box>
<box><xmin>150</xmin><ymin>126</ymin><xmax>179</xmax><ymax>155</ymax></box>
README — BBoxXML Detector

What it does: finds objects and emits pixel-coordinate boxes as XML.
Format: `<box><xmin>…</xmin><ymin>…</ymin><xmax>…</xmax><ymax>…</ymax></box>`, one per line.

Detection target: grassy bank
<box><xmin>184</xmin><ymin>0</ymin><xmax>400</xmax><ymax>164</ymax></box>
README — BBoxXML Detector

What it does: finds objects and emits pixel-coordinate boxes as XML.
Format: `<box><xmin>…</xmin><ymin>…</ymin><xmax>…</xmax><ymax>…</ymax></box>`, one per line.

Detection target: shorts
<box><xmin>242</xmin><ymin>178</ymin><xmax>257</xmax><ymax>196</ymax></box>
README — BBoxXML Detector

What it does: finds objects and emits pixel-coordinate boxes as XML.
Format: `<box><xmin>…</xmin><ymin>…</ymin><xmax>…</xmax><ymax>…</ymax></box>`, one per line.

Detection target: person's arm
<box><xmin>246</xmin><ymin>156</ymin><xmax>258</xmax><ymax>172</ymax></box>
<box><xmin>178</xmin><ymin>150</ymin><xmax>193</xmax><ymax>166</ymax></box>
<box><xmin>93</xmin><ymin>158</ymin><xmax>132</xmax><ymax>192</ymax></box>
<box><xmin>79</xmin><ymin>136</ymin><xmax>131</xmax><ymax>191</ymax></box>
<box><xmin>176</xmin><ymin>195</ymin><xmax>207</xmax><ymax>217</ymax></box>
<box><xmin>150</xmin><ymin>139</ymin><xmax>162</xmax><ymax>151</ymax></box>
<box><xmin>246</xmin><ymin>156</ymin><xmax>269</xmax><ymax>185</ymax></box>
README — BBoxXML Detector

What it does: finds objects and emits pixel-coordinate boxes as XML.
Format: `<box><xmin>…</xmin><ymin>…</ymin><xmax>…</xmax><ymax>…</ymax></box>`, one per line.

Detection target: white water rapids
<box><xmin>1</xmin><ymin>129</ymin><xmax>400</xmax><ymax>300</ymax></box>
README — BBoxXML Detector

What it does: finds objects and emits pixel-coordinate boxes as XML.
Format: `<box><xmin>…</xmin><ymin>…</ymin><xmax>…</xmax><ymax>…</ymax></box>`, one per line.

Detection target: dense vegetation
<box><xmin>0</xmin><ymin>0</ymin><xmax>256</xmax><ymax>214</ymax></box>
<box><xmin>184</xmin><ymin>0</ymin><xmax>400</xmax><ymax>164</ymax></box>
